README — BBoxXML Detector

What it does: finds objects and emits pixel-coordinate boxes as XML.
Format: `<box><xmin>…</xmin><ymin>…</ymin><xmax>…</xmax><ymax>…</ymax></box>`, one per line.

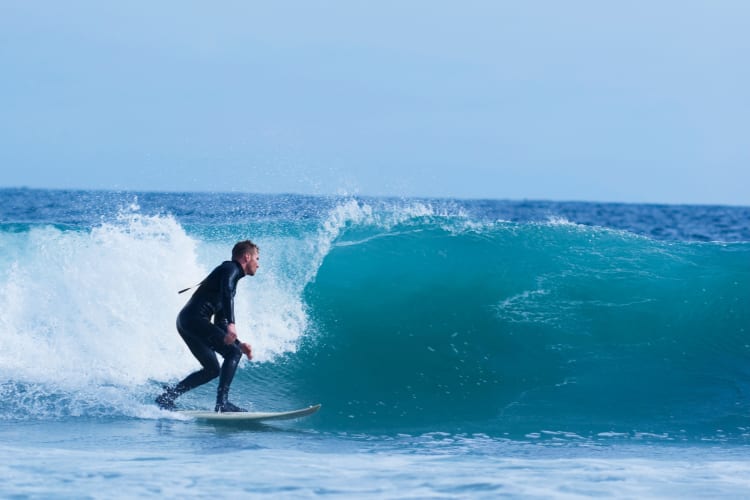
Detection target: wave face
<box><xmin>285</xmin><ymin>210</ymin><xmax>750</xmax><ymax>437</ymax></box>
<box><xmin>1</xmin><ymin>189</ymin><xmax>749</xmax><ymax>439</ymax></box>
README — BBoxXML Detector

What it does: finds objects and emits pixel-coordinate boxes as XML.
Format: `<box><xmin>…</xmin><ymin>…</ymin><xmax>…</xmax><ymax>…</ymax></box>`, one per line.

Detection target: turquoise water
<box><xmin>1</xmin><ymin>188</ymin><xmax>749</xmax><ymax>497</ymax></box>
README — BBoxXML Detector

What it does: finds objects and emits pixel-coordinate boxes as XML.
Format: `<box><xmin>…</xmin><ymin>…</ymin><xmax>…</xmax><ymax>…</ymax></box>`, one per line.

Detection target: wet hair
<box><xmin>232</xmin><ymin>240</ymin><xmax>259</xmax><ymax>260</ymax></box>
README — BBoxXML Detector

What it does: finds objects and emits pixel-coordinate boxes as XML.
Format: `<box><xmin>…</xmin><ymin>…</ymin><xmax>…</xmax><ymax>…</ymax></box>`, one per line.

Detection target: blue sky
<box><xmin>2</xmin><ymin>1</ymin><xmax>748</xmax><ymax>205</ymax></box>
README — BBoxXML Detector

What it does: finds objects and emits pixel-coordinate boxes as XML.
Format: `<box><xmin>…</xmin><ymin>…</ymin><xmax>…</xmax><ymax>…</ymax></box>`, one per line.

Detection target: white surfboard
<box><xmin>178</xmin><ymin>404</ymin><xmax>321</xmax><ymax>422</ymax></box>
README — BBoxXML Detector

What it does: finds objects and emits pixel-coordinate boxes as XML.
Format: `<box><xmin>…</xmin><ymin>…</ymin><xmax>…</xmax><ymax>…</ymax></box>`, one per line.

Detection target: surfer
<box><xmin>156</xmin><ymin>240</ymin><xmax>258</xmax><ymax>412</ymax></box>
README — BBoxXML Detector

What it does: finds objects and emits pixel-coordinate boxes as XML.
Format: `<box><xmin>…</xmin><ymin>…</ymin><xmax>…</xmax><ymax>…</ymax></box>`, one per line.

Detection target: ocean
<box><xmin>1</xmin><ymin>188</ymin><xmax>749</xmax><ymax>498</ymax></box>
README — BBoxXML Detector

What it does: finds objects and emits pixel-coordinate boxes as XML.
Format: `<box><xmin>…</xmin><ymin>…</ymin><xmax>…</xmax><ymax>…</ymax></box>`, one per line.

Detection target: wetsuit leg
<box><xmin>174</xmin><ymin>320</ymin><xmax>222</xmax><ymax>391</ymax></box>
<box><xmin>158</xmin><ymin>321</ymin><xmax>219</xmax><ymax>409</ymax></box>
<box><xmin>214</xmin><ymin>341</ymin><xmax>243</xmax><ymax>410</ymax></box>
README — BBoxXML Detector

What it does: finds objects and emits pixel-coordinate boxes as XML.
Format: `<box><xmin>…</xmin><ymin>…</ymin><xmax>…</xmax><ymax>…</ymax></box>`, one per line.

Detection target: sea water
<box><xmin>1</xmin><ymin>188</ymin><xmax>749</xmax><ymax>498</ymax></box>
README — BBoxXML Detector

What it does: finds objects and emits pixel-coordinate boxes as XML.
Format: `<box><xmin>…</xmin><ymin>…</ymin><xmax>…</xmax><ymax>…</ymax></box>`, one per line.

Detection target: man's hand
<box><xmin>224</xmin><ymin>323</ymin><xmax>238</xmax><ymax>345</ymax></box>
<box><xmin>240</xmin><ymin>342</ymin><xmax>253</xmax><ymax>360</ymax></box>
<box><xmin>224</xmin><ymin>324</ymin><xmax>251</xmax><ymax>359</ymax></box>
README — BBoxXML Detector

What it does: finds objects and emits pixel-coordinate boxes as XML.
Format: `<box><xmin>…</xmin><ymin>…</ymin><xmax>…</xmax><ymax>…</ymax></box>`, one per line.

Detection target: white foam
<box><xmin>0</xmin><ymin>211</ymin><xmax>203</xmax><ymax>390</ymax></box>
<box><xmin>0</xmin><ymin>205</ymin><xmax>319</xmax><ymax>401</ymax></box>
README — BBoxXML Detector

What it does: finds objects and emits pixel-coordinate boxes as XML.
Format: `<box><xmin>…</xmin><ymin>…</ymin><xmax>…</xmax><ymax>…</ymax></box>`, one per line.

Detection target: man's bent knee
<box><xmin>204</xmin><ymin>365</ymin><xmax>221</xmax><ymax>380</ymax></box>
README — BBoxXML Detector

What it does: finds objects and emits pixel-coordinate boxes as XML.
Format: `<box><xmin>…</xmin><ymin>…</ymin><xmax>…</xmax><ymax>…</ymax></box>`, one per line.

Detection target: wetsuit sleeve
<box><xmin>218</xmin><ymin>262</ymin><xmax>241</xmax><ymax>325</ymax></box>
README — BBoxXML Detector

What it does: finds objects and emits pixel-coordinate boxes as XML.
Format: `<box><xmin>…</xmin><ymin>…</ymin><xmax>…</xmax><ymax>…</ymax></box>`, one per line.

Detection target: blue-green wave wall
<box><xmin>253</xmin><ymin>219</ymin><xmax>750</xmax><ymax>436</ymax></box>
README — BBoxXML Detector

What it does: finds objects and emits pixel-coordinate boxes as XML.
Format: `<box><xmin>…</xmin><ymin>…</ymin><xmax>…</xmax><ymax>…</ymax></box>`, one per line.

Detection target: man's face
<box><xmin>243</xmin><ymin>250</ymin><xmax>260</xmax><ymax>276</ymax></box>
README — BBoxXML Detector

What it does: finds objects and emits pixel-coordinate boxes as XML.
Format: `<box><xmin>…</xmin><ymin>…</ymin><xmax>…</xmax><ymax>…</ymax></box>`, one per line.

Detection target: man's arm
<box><xmin>218</xmin><ymin>262</ymin><xmax>241</xmax><ymax>325</ymax></box>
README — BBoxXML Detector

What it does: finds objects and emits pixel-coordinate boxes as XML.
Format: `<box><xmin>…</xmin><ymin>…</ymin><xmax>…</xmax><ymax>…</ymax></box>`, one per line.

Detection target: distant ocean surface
<box><xmin>1</xmin><ymin>188</ymin><xmax>749</xmax><ymax>498</ymax></box>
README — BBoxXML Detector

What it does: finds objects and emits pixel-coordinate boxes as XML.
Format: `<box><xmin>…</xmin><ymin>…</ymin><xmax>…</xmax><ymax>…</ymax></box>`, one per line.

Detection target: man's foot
<box><xmin>214</xmin><ymin>401</ymin><xmax>247</xmax><ymax>413</ymax></box>
<box><xmin>155</xmin><ymin>387</ymin><xmax>177</xmax><ymax>411</ymax></box>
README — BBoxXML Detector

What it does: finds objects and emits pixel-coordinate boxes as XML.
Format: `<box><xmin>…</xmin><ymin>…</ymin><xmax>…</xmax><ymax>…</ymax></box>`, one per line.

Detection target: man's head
<box><xmin>232</xmin><ymin>240</ymin><xmax>260</xmax><ymax>276</ymax></box>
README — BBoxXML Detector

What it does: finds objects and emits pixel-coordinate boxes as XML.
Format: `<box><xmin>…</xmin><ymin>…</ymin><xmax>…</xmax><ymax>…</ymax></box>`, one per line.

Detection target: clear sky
<box><xmin>2</xmin><ymin>1</ymin><xmax>749</xmax><ymax>205</ymax></box>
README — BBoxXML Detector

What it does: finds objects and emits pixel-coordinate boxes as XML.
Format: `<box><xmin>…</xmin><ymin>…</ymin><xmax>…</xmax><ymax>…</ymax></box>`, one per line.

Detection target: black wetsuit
<box><xmin>158</xmin><ymin>260</ymin><xmax>246</xmax><ymax>410</ymax></box>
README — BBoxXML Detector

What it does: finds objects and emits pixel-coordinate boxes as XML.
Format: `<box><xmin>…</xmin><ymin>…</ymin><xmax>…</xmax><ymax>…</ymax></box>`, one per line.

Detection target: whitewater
<box><xmin>1</xmin><ymin>188</ymin><xmax>749</xmax><ymax>498</ymax></box>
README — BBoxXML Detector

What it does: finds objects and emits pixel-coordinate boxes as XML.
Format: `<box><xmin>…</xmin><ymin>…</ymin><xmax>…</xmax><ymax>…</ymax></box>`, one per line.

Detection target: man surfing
<box><xmin>156</xmin><ymin>240</ymin><xmax>258</xmax><ymax>412</ymax></box>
